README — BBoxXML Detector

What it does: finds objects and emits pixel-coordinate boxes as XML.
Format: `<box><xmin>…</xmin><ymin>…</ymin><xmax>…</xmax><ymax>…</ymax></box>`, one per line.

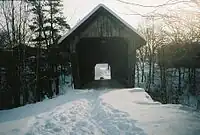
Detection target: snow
<box><xmin>0</xmin><ymin>87</ymin><xmax>200</xmax><ymax>135</ymax></box>
<box><xmin>1</xmin><ymin>66</ymin><xmax>200</xmax><ymax>135</ymax></box>
<box><xmin>135</xmin><ymin>63</ymin><xmax>200</xmax><ymax>109</ymax></box>
<box><xmin>95</xmin><ymin>63</ymin><xmax>111</xmax><ymax>80</ymax></box>
<box><xmin>102</xmin><ymin>89</ymin><xmax>200</xmax><ymax>135</ymax></box>
<box><xmin>59</xmin><ymin>75</ymin><xmax>73</xmax><ymax>94</ymax></box>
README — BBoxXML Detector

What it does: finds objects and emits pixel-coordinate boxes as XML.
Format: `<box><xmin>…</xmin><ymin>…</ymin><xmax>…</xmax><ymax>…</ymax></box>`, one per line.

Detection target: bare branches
<box><xmin>0</xmin><ymin>0</ymin><xmax>32</xmax><ymax>46</ymax></box>
<box><xmin>116</xmin><ymin>0</ymin><xmax>191</xmax><ymax>8</ymax></box>
<box><xmin>116</xmin><ymin>0</ymin><xmax>196</xmax><ymax>20</ymax></box>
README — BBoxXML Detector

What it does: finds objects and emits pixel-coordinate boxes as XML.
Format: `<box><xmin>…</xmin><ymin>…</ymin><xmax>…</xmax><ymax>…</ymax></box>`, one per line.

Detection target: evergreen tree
<box><xmin>29</xmin><ymin>1</ymin><xmax>48</xmax><ymax>48</ymax></box>
<box><xmin>29</xmin><ymin>0</ymin><xmax>70</xmax><ymax>47</ymax></box>
<box><xmin>28</xmin><ymin>0</ymin><xmax>70</xmax><ymax>100</ymax></box>
<box><xmin>44</xmin><ymin>0</ymin><xmax>70</xmax><ymax>96</ymax></box>
<box><xmin>44</xmin><ymin>0</ymin><xmax>70</xmax><ymax>46</ymax></box>
<box><xmin>28</xmin><ymin>0</ymin><xmax>47</xmax><ymax>101</ymax></box>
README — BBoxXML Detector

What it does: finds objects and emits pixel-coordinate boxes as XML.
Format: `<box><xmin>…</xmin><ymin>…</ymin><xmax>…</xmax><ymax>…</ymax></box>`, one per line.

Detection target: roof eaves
<box><xmin>58</xmin><ymin>4</ymin><xmax>104</xmax><ymax>44</ymax></box>
<box><xmin>58</xmin><ymin>4</ymin><xmax>146</xmax><ymax>44</ymax></box>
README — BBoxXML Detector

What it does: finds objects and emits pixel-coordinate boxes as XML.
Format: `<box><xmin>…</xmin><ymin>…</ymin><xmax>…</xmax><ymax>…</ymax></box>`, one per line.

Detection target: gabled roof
<box><xmin>58</xmin><ymin>4</ymin><xmax>146</xmax><ymax>45</ymax></box>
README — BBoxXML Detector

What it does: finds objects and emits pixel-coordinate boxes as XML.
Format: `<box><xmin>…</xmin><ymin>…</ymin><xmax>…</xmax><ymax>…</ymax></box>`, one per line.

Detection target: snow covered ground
<box><xmin>0</xmin><ymin>87</ymin><xmax>200</xmax><ymax>135</ymax></box>
<box><xmin>1</xmin><ymin>65</ymin><xmax>200</xmax><ymax>135</ymax></box>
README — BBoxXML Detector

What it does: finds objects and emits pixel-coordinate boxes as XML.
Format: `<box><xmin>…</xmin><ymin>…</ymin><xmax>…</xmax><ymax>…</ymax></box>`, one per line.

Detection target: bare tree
<box><xmin>0</xmin><ymin>0</ymin><xmax>32</xmax><ymax>107</ymax></box>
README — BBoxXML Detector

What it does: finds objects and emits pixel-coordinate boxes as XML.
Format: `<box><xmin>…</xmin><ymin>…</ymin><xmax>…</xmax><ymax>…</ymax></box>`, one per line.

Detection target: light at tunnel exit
<box><xmin>94</xmin><ymin>63</ymin><xmax>111</xmax><ymax>80</ymax></box>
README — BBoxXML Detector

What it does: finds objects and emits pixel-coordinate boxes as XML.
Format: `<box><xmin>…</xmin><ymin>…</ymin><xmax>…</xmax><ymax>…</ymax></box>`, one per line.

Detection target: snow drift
<box><xmin>0</xmin><ymin>87</ymin><xmax>200</xmax><ymax>135</ymax></box>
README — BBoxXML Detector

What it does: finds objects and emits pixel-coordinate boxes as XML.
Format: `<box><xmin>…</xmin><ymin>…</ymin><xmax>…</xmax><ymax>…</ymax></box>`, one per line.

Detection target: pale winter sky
<box><xmin>62</xmin><ymin>0</ymin><xmax>193</xmax><ymax>29</ymax></box>
<box><xmin>62</xmin><ymin>0</ymin><xmax>169</xmax><ymax>28</ymax></box>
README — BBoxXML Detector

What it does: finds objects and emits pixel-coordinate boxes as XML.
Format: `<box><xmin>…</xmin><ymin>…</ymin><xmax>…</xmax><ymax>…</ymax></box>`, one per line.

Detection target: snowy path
<box><xmin>1</xmin><ymin>89</ymin><xmax>200</xmax><ymax>135</ymax></box>
<box><xmin>24</xmin><ymin>90</ymin><xmax>145</xmax><ymax>135</ymax></box>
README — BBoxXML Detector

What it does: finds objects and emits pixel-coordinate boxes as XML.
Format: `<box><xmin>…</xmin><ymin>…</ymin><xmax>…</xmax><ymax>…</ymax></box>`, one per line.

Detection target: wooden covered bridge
<box><xmin>58</xmin><ymin>4</ymin><xmax>146</xmax><ymax>89</ymax></box>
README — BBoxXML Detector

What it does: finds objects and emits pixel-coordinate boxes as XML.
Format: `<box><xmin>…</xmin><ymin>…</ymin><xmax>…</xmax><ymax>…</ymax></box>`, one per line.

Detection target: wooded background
<box><xmin>0</xmin><ymin>0</ymin><xmax>70</xmax><ymax>110</ymax></box>
<box><xmin>0</xmin><ymin>0</ymin><xmax>200</xmax><ymax>110</ymax></box>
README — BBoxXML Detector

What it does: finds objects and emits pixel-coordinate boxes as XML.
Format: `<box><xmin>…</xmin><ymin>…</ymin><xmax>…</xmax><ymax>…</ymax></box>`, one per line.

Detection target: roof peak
<box><xmin>97</xmin><ymin>3</ymin><xmax>106</xmax><ymax>7</ymax></box>
<box><xmin>58</xmin><ymin>3</ymin><xmax>146</xmax><ymax>44</ymax></box>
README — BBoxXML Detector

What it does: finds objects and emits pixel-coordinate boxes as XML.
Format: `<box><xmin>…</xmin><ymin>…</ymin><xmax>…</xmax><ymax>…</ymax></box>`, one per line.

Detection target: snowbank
<box><xmin>101</xmin><ymin>89</ymin><xmax>200</xmax><ymax>135</ymax></box>
<box><xmin>0</xmin><ymin>88</ymin><xmax>200</xmax><ymax>135</ymax></box>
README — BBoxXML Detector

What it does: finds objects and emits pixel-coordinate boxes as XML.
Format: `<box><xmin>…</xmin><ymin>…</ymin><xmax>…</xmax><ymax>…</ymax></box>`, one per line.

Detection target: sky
<box><xmin>62</xmin><ymin>0</ymin><xmax>171</xmax><ymax>28</ymax></box>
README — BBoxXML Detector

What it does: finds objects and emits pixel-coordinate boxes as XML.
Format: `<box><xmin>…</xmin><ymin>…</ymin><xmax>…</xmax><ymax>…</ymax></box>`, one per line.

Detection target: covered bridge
<box><xmin>58</xmin><ymin>4</ymin><xmax>146</xmax><ymax>89</ymax></box>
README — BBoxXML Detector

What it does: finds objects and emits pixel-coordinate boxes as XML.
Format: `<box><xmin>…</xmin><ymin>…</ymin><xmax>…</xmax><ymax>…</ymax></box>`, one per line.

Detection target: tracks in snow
<box><xmin>25</xmin><ymin>92</ymin><xmax>146</xmax><ymax>135</ymax></box>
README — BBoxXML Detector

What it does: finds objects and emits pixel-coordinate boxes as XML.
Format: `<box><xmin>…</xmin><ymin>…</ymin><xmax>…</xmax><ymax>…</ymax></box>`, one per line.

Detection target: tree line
<box><xmin>125</xmin><ymin>0</ymin><xmax>200</xmax><ymax>109</ymax></box>
<box><xmin>0</xmin><ymin>0</ymin><xmax>70</xmax><ymax>110</ymax></box>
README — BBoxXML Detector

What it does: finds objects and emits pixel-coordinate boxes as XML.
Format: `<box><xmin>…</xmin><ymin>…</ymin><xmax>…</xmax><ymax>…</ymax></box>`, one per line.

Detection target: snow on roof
<box><xmin>58</xmin><ymin>4</ymin><xmax>145</xmax><ymax>44</ymax></box>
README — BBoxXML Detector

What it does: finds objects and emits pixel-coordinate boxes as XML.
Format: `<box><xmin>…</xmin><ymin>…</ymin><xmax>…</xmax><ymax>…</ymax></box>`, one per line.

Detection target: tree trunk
<box><xmin>35</xmin><ymin>1</ymin><xmax>42</xmax><ymax>102</ymax></box>
<box><xmin>141</xmin><ymin>60</ymin><xmax>144</xmax><ymax>82</ymax></box>
<box><xmin>50</xmin><ymin>1</ymin><xmax>55</xmax><ymax>45</ymax></box>
<box><xmin>11</xmin><ymin>0</ymin><xmax>16</xmax><ymax>45</ymax></box>
<box><xmin>159</xmin><ymin>48</ymin><xmax>167</xmax><ymax>103</ymax></box>
<box><xmin>147</xmin><ymin>56</ymin><xmax>152</xmax><ymax>91</ymax></box>
<box><xmin>177</xmin><ymin>67</ymin><xmax>181</xmax><ymax>103</ymax></box>
<box><xmin>192</xmin><ymin>68</ymin><xmax>196</xmax><ymax>95</ymax></box>
<box><xmin>152</xmin><ymin>58</ymin><xmax>155</xmax><ymax>84</ymax></box>
<box><xmin>161</xmin><ymin>66</ymin><xmax>167</xmax><ymax>103</ymax></box>
<box><xmin>136</xmin><ymin>62</ymin><xmax>140</xmax><ymax>86</ymax></box>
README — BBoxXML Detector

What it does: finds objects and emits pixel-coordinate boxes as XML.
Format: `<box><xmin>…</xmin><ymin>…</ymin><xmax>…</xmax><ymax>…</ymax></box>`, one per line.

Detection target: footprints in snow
<box><xmin>26</xmin><ymin>99</ymin><xmax>90</xmax><ymax>135</ymax></box>
<box><xmin>92</xmin><ymin>101</ymin><xmax>146</xmax><ymax>135</ymax></box>
<box><xmin>25</xmin><ymin>98</ymin><xmax>146</xmax><ymax>135</ymax></box>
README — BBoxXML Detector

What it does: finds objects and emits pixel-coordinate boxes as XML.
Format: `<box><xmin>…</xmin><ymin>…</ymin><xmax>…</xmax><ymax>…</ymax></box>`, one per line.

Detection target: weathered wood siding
<box><xmin>69</xmin><ymin>12</ymin><xmax>138</xmax><ymax>88</ymax></box>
